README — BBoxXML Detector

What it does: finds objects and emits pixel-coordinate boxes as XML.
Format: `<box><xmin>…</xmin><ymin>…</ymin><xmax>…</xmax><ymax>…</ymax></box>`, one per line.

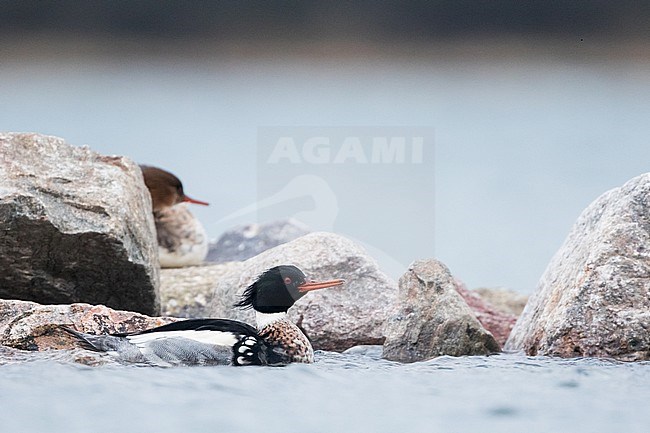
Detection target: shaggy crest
<box><xmin>233</xmin><ymin>265</ymin><xmax>306</xmax><ymax>312</ymax></box>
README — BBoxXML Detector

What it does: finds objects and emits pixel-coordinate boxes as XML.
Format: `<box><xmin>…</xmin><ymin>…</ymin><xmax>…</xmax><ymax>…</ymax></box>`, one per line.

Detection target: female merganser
<box><xmin>140</xmin><ymin>165</ymin><xmax>209</xmax><ymax>268</ymax></box>
<box><xmin>63</xmin><ymin>265</ymin><xmax>344</xmax><ymax>366</ymax></box>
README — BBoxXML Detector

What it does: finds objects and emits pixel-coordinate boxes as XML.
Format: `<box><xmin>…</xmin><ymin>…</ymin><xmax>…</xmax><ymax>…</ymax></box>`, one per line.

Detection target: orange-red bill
<box><xmin>298</xmin><ymin>279</ymin><xmax>345</xmax><ymax>293</ymax></box>
<box><xmin>182</xmin><ymin>195</ymin><xmax>210</xmax><ymax>206</ymax></box>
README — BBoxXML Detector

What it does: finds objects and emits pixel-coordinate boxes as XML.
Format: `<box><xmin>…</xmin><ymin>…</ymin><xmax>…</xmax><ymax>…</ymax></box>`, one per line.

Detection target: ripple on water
<box><xmin>486</xmin><ymin>406</ymin><xmax>521</xmax><ymax>417</ymax></box>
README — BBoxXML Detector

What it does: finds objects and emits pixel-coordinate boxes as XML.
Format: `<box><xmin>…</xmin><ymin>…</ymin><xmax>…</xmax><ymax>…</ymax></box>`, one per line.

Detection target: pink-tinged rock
<box><xmin>454</xmin><ymin>280</ymin><xmax>518</xmax><ymax>347</ymax></box>
<box><xmin>0</xmin><ymin>299</ymin><xmax>175</xmax><ymax>352</ymax></box>
<box><xmin>473</xmin><ymin>287</ymin><xmax>528</xmax><ymax>316</ymax></box>
<box><xmin>0</xmin><ymin>132</ymin><xmax>160</xmax><ymax>315</ymax></box>
<box><xmin>506</xmin><ymin>173</ymin><xmax>650</xmax><ymax>361</ymax></box>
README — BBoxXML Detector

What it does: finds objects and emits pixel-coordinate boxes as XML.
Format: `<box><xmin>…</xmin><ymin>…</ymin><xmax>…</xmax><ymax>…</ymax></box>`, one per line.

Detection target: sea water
<box><xmin>1</xmin><ymin>349</ymin><xmax>648</xmax><ymax>433</ymax></box>
<box><xmin>3</xmin><ymin>41</ymin><xmax>650</xmax><ymax>291</ymax></box>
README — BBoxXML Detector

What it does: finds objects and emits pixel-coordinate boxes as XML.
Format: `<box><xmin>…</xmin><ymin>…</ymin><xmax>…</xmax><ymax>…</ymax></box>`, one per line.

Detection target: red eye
<box><xmin>284</xmin><ymin>277</ymin><xmax>292</xmax><ymax>285</ymax></box>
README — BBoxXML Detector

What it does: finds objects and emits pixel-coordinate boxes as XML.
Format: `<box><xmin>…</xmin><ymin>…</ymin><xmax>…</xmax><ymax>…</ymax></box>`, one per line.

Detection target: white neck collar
<box><xmin>255</xmin><ymin>311</ymin><xmax>287</xmax><ymax>330</ymax></box>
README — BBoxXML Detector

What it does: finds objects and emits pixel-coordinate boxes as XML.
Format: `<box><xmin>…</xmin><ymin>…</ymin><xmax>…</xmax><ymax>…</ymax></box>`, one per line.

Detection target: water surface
<box><xmin>1</xmin><ymin>349</ymin><xmax>647</xmax><ymax>433</ymax></box>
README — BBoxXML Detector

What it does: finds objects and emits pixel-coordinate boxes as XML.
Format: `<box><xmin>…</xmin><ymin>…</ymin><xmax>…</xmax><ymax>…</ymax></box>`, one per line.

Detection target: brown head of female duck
<box><xmin>140</xmin><ymin>165</ymin><xmax>209</xmax><ymax>211</ymax></box>
<box><xmin>140</xmin><ymin>165</ymin><xmax>210</xmax><ymax>267</ymax></box>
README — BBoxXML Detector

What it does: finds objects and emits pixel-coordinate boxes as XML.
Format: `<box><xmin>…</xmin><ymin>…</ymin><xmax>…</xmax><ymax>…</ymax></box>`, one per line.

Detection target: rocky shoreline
<box><xmin>1</xmin><ymin>132</ymin><xmax>649</xmax><ymax>364</ymax></box>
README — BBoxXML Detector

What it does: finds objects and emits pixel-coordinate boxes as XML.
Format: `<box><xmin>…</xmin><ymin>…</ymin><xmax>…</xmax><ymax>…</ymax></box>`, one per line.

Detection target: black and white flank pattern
<box><xmin>64</xmin><ymin>319</ymin><xmax>268</xmax><ymax>367</ymax></box>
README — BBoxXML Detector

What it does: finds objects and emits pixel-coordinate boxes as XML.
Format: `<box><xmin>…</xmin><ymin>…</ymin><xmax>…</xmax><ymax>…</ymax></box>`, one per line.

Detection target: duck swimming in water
<box><xmin>63</xmin><ymin>265</ymin><xmax>344</xmax><ymax>366</ymax></box>
<box><xmin>140</xmin><ymin>165</ymin><xmax>209</xmax><ymax>268</ymax></box>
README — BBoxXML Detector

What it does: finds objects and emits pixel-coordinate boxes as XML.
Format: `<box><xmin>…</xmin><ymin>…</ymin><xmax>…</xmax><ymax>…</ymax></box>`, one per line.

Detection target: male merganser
<box><xmin>140</xmin><ymin>165</ymin><xmax>209</xmax><ymax>267</ymax></box>
<box><xmin>63</xmin><ymin>265</ymin><xmax>344</xmax><ymax>366</ymax></box>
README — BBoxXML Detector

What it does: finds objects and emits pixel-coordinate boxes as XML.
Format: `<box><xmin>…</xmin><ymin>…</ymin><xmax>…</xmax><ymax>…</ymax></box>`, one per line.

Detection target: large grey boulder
<box><xmin>506</xmin><ymin>174</ymin><xmax>650</xmax><ymax>361</ymax></box>
<box><xmin>207</xmin><ymin>219</ymin><xmax>310</xmax><ymax>263</ymax></box>
<box><xmin>383</xmin><ymin>259</ymin><xmax>500</xmax><ymax>362</ymax></box>
<box><xmin>208</xmin><ymin>232</ymin><xmax>397</xmax><ymax>351</ymax></box>
<box><xmin>0</xmin><ymin>133</ymin><xmax>160</xmax><ymax>315</ymax></box>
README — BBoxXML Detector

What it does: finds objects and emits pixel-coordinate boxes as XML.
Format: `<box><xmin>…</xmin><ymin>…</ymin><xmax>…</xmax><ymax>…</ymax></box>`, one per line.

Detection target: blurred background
<box><xmin>2</xmin><ymin>1</ymin><xmax>650</xmax><ymax>292</ymax></box>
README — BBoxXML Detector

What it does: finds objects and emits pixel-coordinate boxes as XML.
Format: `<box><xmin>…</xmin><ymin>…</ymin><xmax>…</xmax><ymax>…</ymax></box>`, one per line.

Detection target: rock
<box><xmin>160</xmin><ymin>262</ymin><xmax>242</xmax><ymax>317</ymax></box>
<box><xmin>383</xmin><ymin>259</ymin><xmax>500</xmax><ymax>362</ymax></box>
<box><xmin>473</xmin><ymin>287</ymin><xmax>529</xmax><ymax>316</ymax></box>
<box><xmin>208</xmin><ymin>232</ymin><xmax>397</xmax><ymax>351</ymax></box>
<box><xmin>0</xmin><ymin>299</ymin><xmax>175</xmax><ymax>352</ymax></box>
<box><xmin>0</xmin><ymin>133</ymin><xmax>160</xmax><ymax>315</ymax></box>
<box><xmin>505</xmin><ymin>173</ymin><xmax>650</xmax><ymax>361</ymax></box>
<box><xmin>207</xmin><ymin>219</ymin><xmax>310</xmax><ymax>263</ymax></box>
<box><xmin>455</xmin><ymin>281</ymin><xmax>518</xmax><ymax>347</ymax></box>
